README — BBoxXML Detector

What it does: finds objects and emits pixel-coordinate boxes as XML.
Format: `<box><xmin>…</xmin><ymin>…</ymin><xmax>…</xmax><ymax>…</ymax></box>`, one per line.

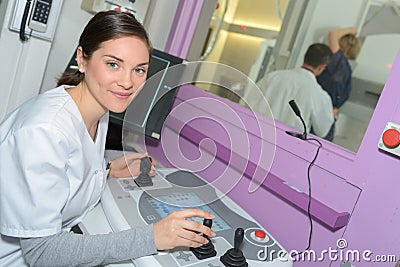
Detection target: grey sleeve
<box><xmin>19</xmin><ymin>224</ymin><xmax>157</xmax><ymax>267</ymax></box>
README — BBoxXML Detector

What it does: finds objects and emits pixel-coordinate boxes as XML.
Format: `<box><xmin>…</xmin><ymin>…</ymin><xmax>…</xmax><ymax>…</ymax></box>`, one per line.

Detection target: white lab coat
<box><xmin>0</xmin><ymin>86</ymin><xmax>108</xmax><ymax>266</ymax></box>
<box><xmin>253</xmin><ymin>68</ymin><xmax>334</xmax><ymax>137</ymax></box>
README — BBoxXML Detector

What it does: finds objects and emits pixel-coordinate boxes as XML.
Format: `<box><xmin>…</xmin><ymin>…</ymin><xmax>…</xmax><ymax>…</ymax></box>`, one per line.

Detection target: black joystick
<box><xmin>220</xmin><ymin>228</ymin><xmax>248</xmax><ymax>267</ymax></box>
<box><xmin>134</xmin><ymin>157</ymin><xmax>153</xmax><ymax>187</ymax></box>
<box><xmin>190</xmin><ymin>219</ymin><xmax>217</xmax><ymax>260</ymax></box>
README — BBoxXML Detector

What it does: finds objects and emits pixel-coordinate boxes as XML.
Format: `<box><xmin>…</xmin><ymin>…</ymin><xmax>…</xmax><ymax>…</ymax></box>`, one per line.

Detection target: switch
<box><xmin>382</xmin><ymin>128</ymin><xmax>400</xmax><ymax>148</ymax></box>
<box><xmin>255</xmin><ymin>230</ymin><xmax>266</xmax><ymax>239</ymax></box>
<box><xmin>378</xmin><ymin>122</ymin><xmax>400</xmax><ymax>157</ymax></box>
<box><xmin>250</xmin><ymin>229</ymin><xmax>269</xmax><ymax>243</ymax></box>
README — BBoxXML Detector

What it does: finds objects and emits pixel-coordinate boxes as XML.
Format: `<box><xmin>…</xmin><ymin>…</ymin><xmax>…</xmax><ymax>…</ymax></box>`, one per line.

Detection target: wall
<box><xmin>0</xmin><ymin>0</ymin><xmax>52</xmax><ymax>120</ymax></box>
<box><xmin>342</xmin><ymin>50</ymin><xmax>400</xmax><ymax>266</ymax></box>
<box><xmin>40</xmin><ymin>1</ymin><xmax>93</xmax><ymax>92</ymax></box>
<box><xmin>143</xmin><ymin>0</ymin><xmax>179</xmax><ymax>51</ymax></box>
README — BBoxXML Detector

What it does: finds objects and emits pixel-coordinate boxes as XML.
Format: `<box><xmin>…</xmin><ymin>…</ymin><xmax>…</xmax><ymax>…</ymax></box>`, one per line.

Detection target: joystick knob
<box><xmin>134</xmin><ymin>157</ymin><xmax>153</xmax><ymax>187</ymax></box>
<box><xmin>220</xmin><ymin>228</ymin><xmax>248</xmax><ymax>267</ymax></box>
<box><xmin>203</xmin><ymin>218</ymin><xmax>212</xmax><ymax>229</ymax></box>
<box><xmin>190</xmin><ymin>219</ymin><xmax>217</xmax><ymax>260</ymax></box>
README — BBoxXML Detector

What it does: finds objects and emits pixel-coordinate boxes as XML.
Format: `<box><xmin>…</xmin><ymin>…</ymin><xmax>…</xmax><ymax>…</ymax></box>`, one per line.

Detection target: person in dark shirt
<box><xmin>317</xmin><ymin>27</ymin><xmax>361</xmax><ymax>141</ymax></box>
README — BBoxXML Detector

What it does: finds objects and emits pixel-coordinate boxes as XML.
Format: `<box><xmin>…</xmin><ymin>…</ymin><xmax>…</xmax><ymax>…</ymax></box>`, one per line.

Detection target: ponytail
<box><xmin>57</xmin><ymin>70</ymin><xmax>84</xmax><ymax>87</ymax></box>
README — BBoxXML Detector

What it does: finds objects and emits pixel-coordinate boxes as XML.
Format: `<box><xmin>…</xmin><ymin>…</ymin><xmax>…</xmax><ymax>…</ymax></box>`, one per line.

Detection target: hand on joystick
<box><xmin>190</xmin><ymin>218</ymin><xmax>217</xmax><ymax>260</ymax></box>
<box><xmin>134</xmin><ymin>157</ymin><xmax>153</xmax><ymax>187</ymax></box>
<box><xmin>220</xmin><ymin>228</ymin><xmax>248</xmax><ymax>267</ymax></box>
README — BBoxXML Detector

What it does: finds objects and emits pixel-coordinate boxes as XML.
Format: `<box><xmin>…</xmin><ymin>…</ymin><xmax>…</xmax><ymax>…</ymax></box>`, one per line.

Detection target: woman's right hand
<box><xmin>153</xmin><ymin>209</ymin><xmax>216</xmax><ymax>251</ymax></box>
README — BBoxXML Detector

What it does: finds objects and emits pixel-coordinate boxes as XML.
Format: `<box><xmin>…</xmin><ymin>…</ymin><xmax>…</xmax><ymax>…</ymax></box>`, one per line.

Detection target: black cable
<box><xmin>290</xmin><ymin>137</ymin><xmax>322</xmax><ymax>259</ymax></box>
<box><xmin>303</xmin><ymin>137</ymin><xmax>322</xmax><ymax>250</ymax></box>
<box><xmin>284</xmin><ymin>99</ymin><xmax>324</xmax><ymax>258</ymax></box>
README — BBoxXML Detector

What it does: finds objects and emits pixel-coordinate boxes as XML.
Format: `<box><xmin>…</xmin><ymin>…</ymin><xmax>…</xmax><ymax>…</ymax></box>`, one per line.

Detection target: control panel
<box><xmin>378</xmin><ymin>121</ymin><xmax>400</xmax><ymax>157</ymax></box>
<box><xmin>9</xmin><ymin>0</ymin><xmax>63</xmax><ymax>41</ymax></box>
<box><xmin>28</xmin><ymin>0</ymin><xmax>52</xmax><ymax>33</ymax></box>
<box><xmin>101</xmin><ymin>166</ymin><xmax>293</xmax><ymax>267</ymax></box>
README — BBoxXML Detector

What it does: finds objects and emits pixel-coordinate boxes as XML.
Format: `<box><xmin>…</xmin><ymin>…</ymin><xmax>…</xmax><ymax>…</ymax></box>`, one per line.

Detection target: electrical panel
<box><xmin>9</xmin><ymin>0</ymin><xmax>63</xmax><ymax>41</ymax></box>
<box><xmin>81</xmin><ymin>0</ymin><xmax>150</xmax><ymax>24</ymax></box>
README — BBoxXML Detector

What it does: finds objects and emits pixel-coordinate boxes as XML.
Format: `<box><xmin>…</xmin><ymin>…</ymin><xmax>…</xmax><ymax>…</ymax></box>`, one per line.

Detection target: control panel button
<box><xmin>254</xmin><ymin>230</ymin><xmax>266</xmax><ymax>239</ymax></box>
<box><xmin>378</xmin><ymin>122</ymin><xmax>400</xmax><ymax>158</ymax></box>
<box><xmin>382</xmin><ymin>128</ymin><xmax>400</xmax><ymax>148</ymax></box>
<box><xmin>250</xmin><ymin>229</ymin><xmax>269</xmax><ymax>242</ymax></box>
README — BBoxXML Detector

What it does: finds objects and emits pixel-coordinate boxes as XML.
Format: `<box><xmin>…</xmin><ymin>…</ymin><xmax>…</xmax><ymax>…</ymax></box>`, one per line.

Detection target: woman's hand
<box><xmin>109</xmin><ymin>152</ymin><xmax>156</xmax><ymax>178</ymax></box>
<box><xmin>153</xmin><ymin>209</ymin><xmax>216</xmax><ymax>251</ymax></box>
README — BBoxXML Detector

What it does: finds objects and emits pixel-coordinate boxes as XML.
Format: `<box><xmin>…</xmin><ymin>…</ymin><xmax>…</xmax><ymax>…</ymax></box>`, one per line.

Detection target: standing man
<box><xmin>255</xmin><ymin>43</ymin><xmax>334</xmax><ymax>138</ymax></box>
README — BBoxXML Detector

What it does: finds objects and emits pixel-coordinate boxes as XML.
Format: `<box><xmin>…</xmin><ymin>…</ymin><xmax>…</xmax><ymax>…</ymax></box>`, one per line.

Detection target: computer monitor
<box><xmin>106</xmin><ymin>49</ymin><xmax>184</xmax><ymax>149</ymax></box>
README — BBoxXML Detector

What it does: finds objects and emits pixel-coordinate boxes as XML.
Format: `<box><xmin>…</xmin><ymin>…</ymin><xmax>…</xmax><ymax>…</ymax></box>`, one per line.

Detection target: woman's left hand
<box><xmin>109</xmin><ymin>152</ymin><xmax>156</xmax><ymax>178</ymax></box>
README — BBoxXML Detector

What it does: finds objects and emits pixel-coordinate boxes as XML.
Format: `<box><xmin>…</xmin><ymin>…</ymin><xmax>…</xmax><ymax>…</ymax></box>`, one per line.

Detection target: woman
<box><xmin>317</xmin><ymin>27</ymin><xmax>361</xmax><ymax>141</ymax></box>
<box><xmin>0</xmin><ymin>11</ymin><xmax>214</xmax><ymax>266</ymax></box>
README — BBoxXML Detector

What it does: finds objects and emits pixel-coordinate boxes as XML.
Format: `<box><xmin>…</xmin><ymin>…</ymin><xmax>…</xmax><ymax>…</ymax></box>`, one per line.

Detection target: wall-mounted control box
<box><xmin>378</xmin><ymin>122</ymin><xmax>400</xmax><ymax>157</ymax></box>
<box><xmin>81</xmin><ymin>0</ymin><xmax>150</xmax><ymax>24</ymax></box>
<box><xmin>9</xmin><ymin>0</ymin><xmax>64</xmax><ymax>41</ymax></box>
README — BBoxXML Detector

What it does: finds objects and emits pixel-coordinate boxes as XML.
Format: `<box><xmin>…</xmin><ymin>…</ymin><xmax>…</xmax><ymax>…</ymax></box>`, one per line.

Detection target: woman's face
<box><xmin>79</xmin><ymin>36</ymin><xmax>150</xmax><ymax>113</ymax></box>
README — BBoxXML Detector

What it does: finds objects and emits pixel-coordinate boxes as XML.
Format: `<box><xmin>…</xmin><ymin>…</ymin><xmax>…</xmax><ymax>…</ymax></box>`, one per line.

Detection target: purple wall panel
<box><xmin>340</xmin><ymin>51</ymin><xmax>400</xmax><ymax>265</ymax></box>
<box><xmin>164</xmin><ymin>0</ymin><xmax>203</xmax><ymax>59</ymax></box>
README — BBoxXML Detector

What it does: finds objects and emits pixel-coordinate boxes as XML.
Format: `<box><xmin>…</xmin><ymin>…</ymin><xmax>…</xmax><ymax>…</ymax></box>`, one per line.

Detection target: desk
<box><xmin>79</xmin><ymin>147</ymin><xmax>138</xmax><ymax>266</ymax></box>
<box><xmin>79</xmin><ymin>203</ymin><xmax>135</xmax><ymax>267</ymax></box>
<box><xmin>80</xmin><ymin>150</ymin><xmax>291</xmax><ymax>267</ymax></box>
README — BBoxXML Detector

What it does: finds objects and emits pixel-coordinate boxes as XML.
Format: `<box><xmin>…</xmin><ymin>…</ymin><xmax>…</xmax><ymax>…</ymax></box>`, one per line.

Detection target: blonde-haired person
<box><xmin>317</xmin><ymin>27</ymin><xmax>361</xmax><ymax>141</ymax></box>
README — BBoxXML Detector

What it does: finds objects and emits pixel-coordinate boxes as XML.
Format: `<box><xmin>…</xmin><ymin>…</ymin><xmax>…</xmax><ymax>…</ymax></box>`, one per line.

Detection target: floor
<box><xmin>333</xmin><ymin>101</ymin><xmax>375</xmax><ymax>153</ymax></box>
<box><xmin>331</xmin><ymin>77</ymin><xmax>381</xmax><ymax>153</ymax></box>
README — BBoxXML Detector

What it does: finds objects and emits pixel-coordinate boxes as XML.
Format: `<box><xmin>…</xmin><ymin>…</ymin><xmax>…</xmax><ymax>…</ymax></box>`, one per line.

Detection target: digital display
<box><xmin>146</xmin><ymin>192</ymin><xmax>231</xmax><ymax>232</ymax></box>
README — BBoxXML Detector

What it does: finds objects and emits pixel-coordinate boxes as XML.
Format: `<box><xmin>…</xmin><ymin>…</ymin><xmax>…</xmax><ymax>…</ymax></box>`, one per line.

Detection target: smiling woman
<box><xmin>72</xmin><ymin>36</ymin><xmax>150</xmax><ymax>115</ymax></box>
<box><xmin>0</xmin><ymin>10</ymin><xmax>215</xmax><ymax>267</ymax></box>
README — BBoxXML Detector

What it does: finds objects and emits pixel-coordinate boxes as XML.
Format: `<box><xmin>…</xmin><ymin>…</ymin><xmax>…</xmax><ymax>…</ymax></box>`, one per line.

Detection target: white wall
<box><xmin>40</xmin><ymin>1</ymin><xmax>93</xmax><ymax>92</ymax></box>
<box><xmin>143</xmin><ymin>0</ymin><xmax>179</xmax><ymax>51</ymax></box>
<box><xmin>288</xmin><ymin>0</ymin><xmax>369</xmax><ymax>68</ymax></box>
<box><xmin>0</xmin><ymin>0</ymin><xmax>52</xmax><ymax>120</ymax></box>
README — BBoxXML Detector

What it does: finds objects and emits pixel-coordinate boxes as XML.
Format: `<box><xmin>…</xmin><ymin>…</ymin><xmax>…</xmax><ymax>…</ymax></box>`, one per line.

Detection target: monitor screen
<box><xmin>107</xmin><ymin>49</ymin><xmax>184</xmax><ymax>147</ymax></box>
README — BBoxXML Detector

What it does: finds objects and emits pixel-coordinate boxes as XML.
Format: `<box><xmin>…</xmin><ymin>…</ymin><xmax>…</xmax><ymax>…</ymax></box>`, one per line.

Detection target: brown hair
<box><xmin>57</xmin><ymin>10</ymin><xmax>152</xmax><ymax>86</ymax></box>
<box><xmin>339</xmin><ymin>34</ymin><xmax>361</xmax><ymax>60</ymax></box>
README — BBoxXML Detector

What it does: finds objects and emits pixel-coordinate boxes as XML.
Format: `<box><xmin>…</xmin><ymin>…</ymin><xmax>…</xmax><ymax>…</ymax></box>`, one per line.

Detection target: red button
<box><xmin>254</xmin><ymin>230</ymin><xmax>266</xmax><ymax>239</ymax></box>
<box><xmin>382</xmin><ymin>128</ymin><xmax>400</xmax><ymax>148</ymax></box>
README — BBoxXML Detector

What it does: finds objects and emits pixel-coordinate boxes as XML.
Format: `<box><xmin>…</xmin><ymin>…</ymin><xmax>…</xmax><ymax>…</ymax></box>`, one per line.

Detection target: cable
<box><xmin>284</xmin><ymin>99</ymin><xmax>323</xmax><ymax>257</ymax></box>
<box><xmin>19</xmin><ymin>0</ymin><xmax>32</xmax><ymax>42</ymax></box>
<box><xmin>303</xmin><ymin>137</ymin><xmax>322</xmax><ymax>250</ymax></box>
<box><xmin>290</xmin><ymin>137</ymin><xmax>322</xmax><ymax>259</ymax></box>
